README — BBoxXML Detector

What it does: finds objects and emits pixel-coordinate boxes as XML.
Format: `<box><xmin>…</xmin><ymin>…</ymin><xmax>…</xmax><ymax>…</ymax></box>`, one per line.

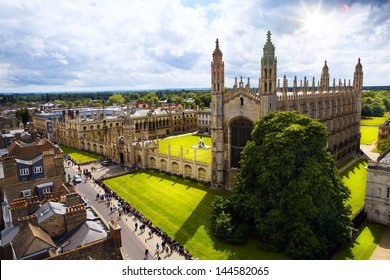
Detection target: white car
<box><xmin>73</xmin><ymin>174</ymin><xmax>82</xmax><ymax>183</ymax></box>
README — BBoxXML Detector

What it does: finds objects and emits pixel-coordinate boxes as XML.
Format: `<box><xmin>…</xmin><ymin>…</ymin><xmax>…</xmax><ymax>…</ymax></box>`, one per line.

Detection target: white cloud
<box><xmin>0</xmin><ymin>0</ymin><xmax>389</xmax><ymax>93</ymax></box>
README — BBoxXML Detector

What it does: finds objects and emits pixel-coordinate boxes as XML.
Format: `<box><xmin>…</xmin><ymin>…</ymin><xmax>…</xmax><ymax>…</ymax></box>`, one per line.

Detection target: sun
<box><xmin>299</xmin><ymin>1</ymin><xmax>327</xmax><ymax>37</ymax></box>
<box><xmin>302</xmin><ymin>11</ymin><xmax>326</xmax><ymax>35</ymax></box>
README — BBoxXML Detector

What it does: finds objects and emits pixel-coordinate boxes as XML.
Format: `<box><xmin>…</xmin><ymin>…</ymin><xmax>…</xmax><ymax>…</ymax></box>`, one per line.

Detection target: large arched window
<box><xmin>230</xmin><ymin>118</ymin><xmax>254</xmax><ymax>168</ymax></box>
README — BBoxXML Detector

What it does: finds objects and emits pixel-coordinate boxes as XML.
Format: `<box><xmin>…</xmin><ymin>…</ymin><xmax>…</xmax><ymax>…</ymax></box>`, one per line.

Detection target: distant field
<box><xmin>360</xmin><ymin>115</ymin><xmax>388</xmax><ymax>127</ymax></box>
<box><xmin>360</xmin><ymin>115</ymin><xmax>388</xmax><ymax>145</ymax></box>
<box><xmin>332</xmin><ymin>222</ymin><xmax>387</xmax><ymax>260</ymax></box>
<box><xmin>105</xmin><ymin>170</ymin><xmax>286</xmax><ymax>260</ymax></box>
<box><xmin>158</xmin><ymin>134</ymin><xmax>212</xmax><ymax>163</ymax></box>
<box><xmin>340</xmin><ymin>159</ymin><xmax>368</xmax><ymax>216</ymax></box>
<box><xmin>59</xmin><ymin>144</ymin><xmax>101</xmax><ymax>164</ymax></box>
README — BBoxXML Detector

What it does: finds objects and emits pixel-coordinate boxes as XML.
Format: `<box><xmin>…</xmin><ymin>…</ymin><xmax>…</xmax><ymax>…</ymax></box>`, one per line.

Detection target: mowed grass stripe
<box><xmin>340</xmin><ymin>159</ymin><xmax>368</xmax><ymax>216</ymax></box>
<box><xmin>60</xmin><ymin>144</ymin><xmax>101</xmax><ymax>163</ymax></box>
<box><xmin>106</xmin><ymin>172</ymin><xmax>206</xmax><ymax>234</ymax></box>
<box><xmin>105</xmin><ymin>170</ymin><xmax>286</xmax><ymax>260</ymax></box>
<box><xmin>360</xmin><ymin>126</ymin><xmax>379</xmax><ymax>144</ymax></box>
<box><xmin>332</xmin><ymin>222</ymin><xmax>387</xmax><ymax>260</ymax></box>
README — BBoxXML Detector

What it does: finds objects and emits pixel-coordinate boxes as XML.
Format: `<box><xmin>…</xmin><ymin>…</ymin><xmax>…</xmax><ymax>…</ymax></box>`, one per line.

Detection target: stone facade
<box><xmin>198</xmin><ymin>109</ymin><xmax>212</xmax><ymax>133</ymax></box>
<box><xmin>53</xmin><ymin>106</ymin><xmax>212</xmax><ymax>183</ymax></box>
<box><xmin>211</xmin><ymin>31</ymin><xmax>363</xmax><ymax>189</ymax></box>
<box><xmin>365</xmin><ymin>152</ymin><xmax>390</xmax><ymax>225</ymax></box>
<box><xmin>54</xmin><ymin>106</ymin><xmax>198</xmax><ymax>165</ymax></box>
<box><xmin>378</xmin><ymin>118</ymin><xmax>390</xmax><ymax>141</ymax></box>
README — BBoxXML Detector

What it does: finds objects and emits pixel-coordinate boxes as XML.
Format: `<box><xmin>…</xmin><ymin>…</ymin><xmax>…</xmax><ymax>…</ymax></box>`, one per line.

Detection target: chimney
<box><xmin>17</xmin><ymin>214</ymin><xmax>39</xmax><ymax>227</ymax></box>
<box><xmin>109</xmin><ymin>217</ymin><xmax>122</xmax><ymax>248</ymax></box>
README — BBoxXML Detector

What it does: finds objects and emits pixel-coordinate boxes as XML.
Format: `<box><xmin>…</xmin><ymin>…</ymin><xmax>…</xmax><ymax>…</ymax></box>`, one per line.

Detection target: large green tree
<box><xmin>15</xmin><ymin>108</ymin><xmax>30</xmax><ymax>126</ymax></box>
<box><xmin>211</xmin><ymin>111</ymin><xmax>352</xmax><ymax>259</ymax></box>
<box><xmin>106</xmin><ymin>93</ymin><xmax>125</xmax><ymax>105</ymax></box>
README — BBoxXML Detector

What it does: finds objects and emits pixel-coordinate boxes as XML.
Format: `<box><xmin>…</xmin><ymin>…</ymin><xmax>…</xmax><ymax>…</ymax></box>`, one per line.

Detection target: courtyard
<box><xmin>158</xmin><ymin>134</ymin><xmax>212</xmax><ymax>164</ymax></box>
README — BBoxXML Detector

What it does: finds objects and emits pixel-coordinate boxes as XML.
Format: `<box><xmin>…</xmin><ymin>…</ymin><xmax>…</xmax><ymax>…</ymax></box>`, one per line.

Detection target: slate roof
<box><xmin>8</xmin><ymin>138</ymin><xmax>62</xmax><ymax>160</ymax></box>
<box><xmin>12</xmin><ymin>222</ymin><xmax>56</xmax><ymax>259</ymax></box>
<box><xmin>62</xmin><ymin>220</ymin><xmax>108</xmax><ymax>252</ymax></box>
<box><xmin>35</xmin><ymin>201</ymin><xmax>67</xmax><ymax>224</ymax></box>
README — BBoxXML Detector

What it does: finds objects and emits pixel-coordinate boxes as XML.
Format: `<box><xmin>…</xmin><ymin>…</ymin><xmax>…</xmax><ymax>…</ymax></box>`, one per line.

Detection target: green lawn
<box><xmin>59</xmin><ymin>144</ymin><xmax>101</xmax><ymax>164</ymax></box>
<box><xmin>360</xmin><ymin>115</ymin><xmax>388</xmax><ymax>145</ymax></box>
<box><xmin>104</xmin><ymin>170</ymin><xmax>286</xmax><ymax>260</ymax></box>
<box><xmin>158</xmin><ymin>134</ymin><xmax>212</xmax><ymax>164</ymax></box>
<box><xmin>332</xmin><ymin>222</ymin><xmax>387</xmax><ymax>260</ymax></box>
<box><xmin>360</xmin><ymin>115</ymin><xmax>388</xmax><ymax>127</ymax></box>
<box><xmin>340</xmin><ymin>160</ymin><xmax>368</xmax><ymax>216</ymax></box>
<box><xmin>360</xmin><ymin>126</ymin><xmax>379</xmax><ymax>144</ymax></box>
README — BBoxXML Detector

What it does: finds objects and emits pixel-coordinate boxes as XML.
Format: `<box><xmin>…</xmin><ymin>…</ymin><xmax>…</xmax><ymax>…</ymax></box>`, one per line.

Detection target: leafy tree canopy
<box><xmin>212</xmin><ymin>111</ymin><xmax>352</xmax><ymax>259</ymax></box>
<box><xmin>15</xmin><ymin>108</ymin><xmax>30</xmax><ymax>126</ymax></box>
<box><xmin>106</xmin><ymin>93</ymin><xmax>125</xmax><ymax>106</ymax></box>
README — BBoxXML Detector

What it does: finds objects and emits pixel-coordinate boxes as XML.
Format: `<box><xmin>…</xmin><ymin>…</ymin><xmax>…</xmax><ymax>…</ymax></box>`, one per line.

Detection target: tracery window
<box><xmin>230</xmin><ymin>118</ymin><xmax>254</xmax><ymax>168</ymax></box>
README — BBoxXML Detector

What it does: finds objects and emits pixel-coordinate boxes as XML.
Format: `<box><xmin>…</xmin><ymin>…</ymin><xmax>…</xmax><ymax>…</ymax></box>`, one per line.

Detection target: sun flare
<box><xmin>299</xmin><ymin>1</ymin><xmax>327</xmax><ymax>37</ymax></box>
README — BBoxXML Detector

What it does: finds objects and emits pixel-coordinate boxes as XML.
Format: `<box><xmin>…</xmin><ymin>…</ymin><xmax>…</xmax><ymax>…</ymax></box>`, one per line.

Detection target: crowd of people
<box><xmin>95</xmin><ymin>178</ymin><xmax>194</xmax><ymax>260</ymax></box>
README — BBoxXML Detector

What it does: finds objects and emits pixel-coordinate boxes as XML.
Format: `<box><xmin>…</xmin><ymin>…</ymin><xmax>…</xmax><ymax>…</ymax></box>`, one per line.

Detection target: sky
<box><xmin>0</xmin><ymin>0</ymin><xmax>389</xmax><ymax>93</ymax></box>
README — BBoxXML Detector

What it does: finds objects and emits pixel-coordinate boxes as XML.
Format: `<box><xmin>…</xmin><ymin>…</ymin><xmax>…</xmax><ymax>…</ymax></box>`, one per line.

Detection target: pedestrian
<box><xmin>135</xmin><ymin>222</ymin><xmax>138</xmax><ymax>232</ymax></box>
<box><xmin>148</xmin><ymin>230</ymin><xmax>153</xmax><ymax>239</ymax></box>
<box><xmin>156</xmin><ymin>243</ymin><xmax>160</xmax><ymax>253</ymax></box>
<box><xmin>161</xmin><ymin>240</ymin><xmax>166</xmax><ymax>251</ymax></box>
<box><xmin>144</xmin><ymin>249</ymin><xmax>149</xmax><ymax>260</ymax></box>
<box><xmin>165</xmin><ymin>246</ymin><xmax>169</xmax><ymax>256</ymax></box>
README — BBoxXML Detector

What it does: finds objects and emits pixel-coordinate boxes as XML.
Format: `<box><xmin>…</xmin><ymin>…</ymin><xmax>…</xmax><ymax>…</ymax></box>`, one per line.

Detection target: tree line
<box><xmin>0</xmin><ymin>89</ymin><xmax>211</xmax><ymax>109</ymax></box>
<box><xmin>361</xmin><ymin>90</ymin><xmax>390</xmax><ymax>117</ymax></box>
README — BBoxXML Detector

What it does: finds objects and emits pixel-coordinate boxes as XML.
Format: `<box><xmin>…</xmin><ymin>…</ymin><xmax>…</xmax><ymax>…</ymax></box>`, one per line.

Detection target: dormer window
<box><xmin>20</xmin><ymin>168</ymin><xmax>30</xmax><ymax>176</ymax></box>
<box><xmin>21</xmin><ymin>189</ymin><xmax>32</xmax><ymax>198</ymax></box>
<box><xmin>34</xmin><ymin>166</ymin><xmax>43</xmax><ymax>174</ymax></box>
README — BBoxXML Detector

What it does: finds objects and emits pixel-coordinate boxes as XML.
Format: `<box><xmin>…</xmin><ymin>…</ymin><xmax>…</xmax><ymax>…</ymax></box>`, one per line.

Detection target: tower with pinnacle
<box><xmin>211</xmin><ymin>39</ymin><xmax>225</xmax><ymax>188</ymax></box>
<box><xmin>259</xmin><ymin>31</ymin><xmax>277</xmax><ymax>117</ymax></box>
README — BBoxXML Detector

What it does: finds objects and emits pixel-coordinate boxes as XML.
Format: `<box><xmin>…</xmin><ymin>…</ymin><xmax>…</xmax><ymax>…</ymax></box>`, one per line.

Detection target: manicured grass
<box><xmin>360</xmin><ymin>126</ymin><xmax>379</xmax><ymax>144</ymax></box>
<box><xmin>104</xmin><ymin>170</ymin><xmax>286</xmax><ymax>260</ymax></box>
<box><xmin>158</xmin><ymin>134</ymin><xmax>212</xmax><ymax>163</ymax></box>
<box><xmin>360</xmin><ymin>115</ymin><xmax>388</xmax><ymax>145</ymax></box>
<box><xmin>340</xmin><ymin>160</ymin><xmax>368</xmax><ymax>216</ymax></box>
<box><xmin>59</xmin><ymin>144</ymin><xmax>101</xmax><ymax>164</ymax></box>
<box><xmin>332</xmin><ymin>222</ymin><xmax>387</xmax><ymax>260</ymax></box>
<box><xmin>360</xmin><ymin>115</ymin><xmax>388</xmax><ymax>127</ymax></box>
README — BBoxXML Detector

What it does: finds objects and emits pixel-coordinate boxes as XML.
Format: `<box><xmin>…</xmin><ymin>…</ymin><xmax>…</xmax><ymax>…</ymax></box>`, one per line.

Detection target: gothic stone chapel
<box><xmin>211</xmin><ymin>31</ymin><xmax>363</xmax><ymax>189</ymax></box>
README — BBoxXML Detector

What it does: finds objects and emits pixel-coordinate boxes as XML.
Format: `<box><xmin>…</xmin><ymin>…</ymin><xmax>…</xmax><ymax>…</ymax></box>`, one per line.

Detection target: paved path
<box><xmin>66</xmin><ymin>162</ymin><xmax>186</xmax><ymax>260</ymax></box>
<box><xmin>370</xmin><ymin>226</ymin><xmax>390</xmax><ymax>260</ymax></box>
<box><xmin>360</xmin><ymin>142</ymin><xmax>380</xmax><ymax>161</ymax></box>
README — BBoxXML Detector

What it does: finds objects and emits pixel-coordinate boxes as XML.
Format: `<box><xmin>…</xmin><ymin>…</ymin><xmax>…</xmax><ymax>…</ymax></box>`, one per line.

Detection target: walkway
<box><xmin>370</xmin><ymin>226</ymin><xmax>390</xmax><ymax>260</ymax></box>
<box><xmin>360</xmin><ymin>142</ymin><xmax>380</xmax><ymax>161</ymax></box>
<box><xmin>67</xmin><ymin>162</ymin><xmax>186</xmax><ymax>260</ymax></box>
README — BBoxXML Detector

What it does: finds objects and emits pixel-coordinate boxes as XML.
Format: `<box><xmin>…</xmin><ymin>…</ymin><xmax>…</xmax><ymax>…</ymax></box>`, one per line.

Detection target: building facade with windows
<box><xmin>211</xmin><ymin>31</ymin><xmax>363</xmax><ymax>189</ymax></box>
<box><xmin>0</xmin><ymin>139</ymin><xmax>64</xmax><ymax>229</ymax></box>
<box><xmin>365</xmin><ymin>151</ymin><xmax>390</xmax><ymax>225</ymax></box>
<box><xmin>53</xmin><ymin>106</ymin><xmax>198</xmax><ymax>166</ymax></box>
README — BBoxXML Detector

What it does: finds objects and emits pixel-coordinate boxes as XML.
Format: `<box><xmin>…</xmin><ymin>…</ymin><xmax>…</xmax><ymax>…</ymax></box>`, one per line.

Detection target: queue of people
<box><xmin>95</xmin><ymin>178</ymin><xmax>194</xmax><ymax>260</ymax></box>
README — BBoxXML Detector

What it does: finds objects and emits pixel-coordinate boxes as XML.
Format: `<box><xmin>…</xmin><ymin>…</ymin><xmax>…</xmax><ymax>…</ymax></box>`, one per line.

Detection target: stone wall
<box><xmin>39</xmin><ymin>212</ymin><xmax>66</xmax><ymax>237</ymax></box>
<box><xmin>365</xmin><ymin>164</ymin><xmax>390</xmax><ymax>225</ymax></box>
<box><xmin>65</xmin><ymin>204</ymin><xmax>87</xmax><ymax>232</ymax></box>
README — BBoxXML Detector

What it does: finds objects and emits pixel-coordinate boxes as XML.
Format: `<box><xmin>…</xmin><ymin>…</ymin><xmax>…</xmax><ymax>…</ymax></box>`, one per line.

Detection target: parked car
<box><xmin>73</xmin><ymin>174</ymin><xmax>82</xmax><ymax>183</ymax></box>
<box><xmin>101</xmin><ymin>160</ymin><xmax>109</xmax><ymax>166</ymax></box>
